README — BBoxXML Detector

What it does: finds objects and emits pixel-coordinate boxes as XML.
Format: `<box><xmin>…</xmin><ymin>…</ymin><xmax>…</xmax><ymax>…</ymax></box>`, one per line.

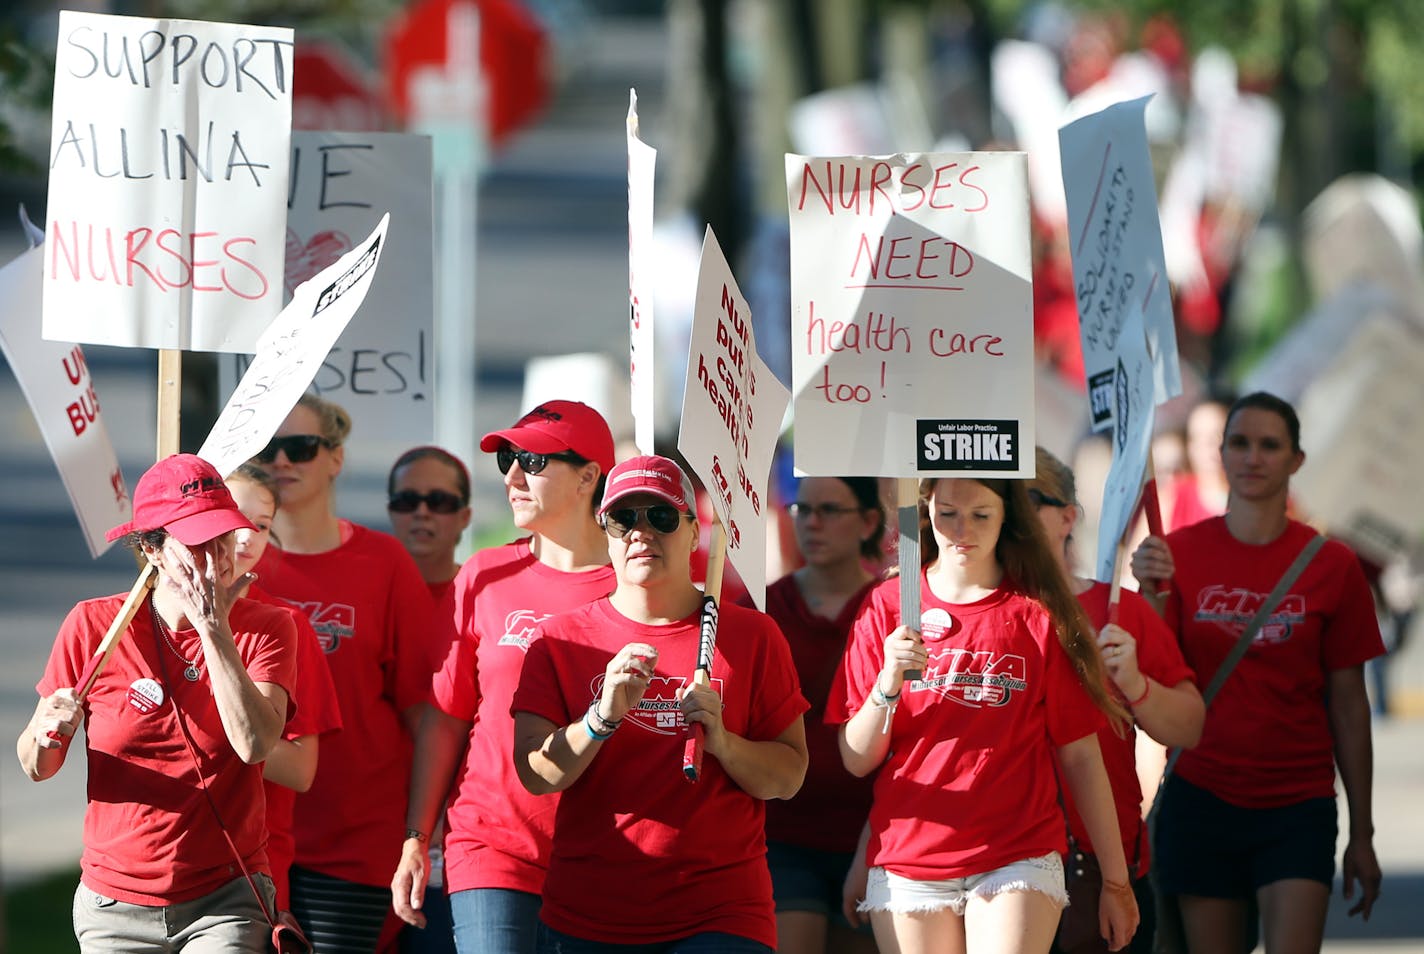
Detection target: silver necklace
<box><xmin>151</xmin><ymin>599</ymin><xmax>201</xmax><ymax>682</ymax></box>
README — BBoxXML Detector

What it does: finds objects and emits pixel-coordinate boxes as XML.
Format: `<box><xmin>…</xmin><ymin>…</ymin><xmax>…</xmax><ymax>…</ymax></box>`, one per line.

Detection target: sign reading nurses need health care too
<box><xmin>678</xmin><ymin>228</ymin><xmax>791</xmax><ymax>609</ymax></box>
<box><xmin>787</xmin><ymin>152</ymin><xmax>1034</xmax><ymax>478</ymax></box>
<box><xmin>1059</xmin><ymin>96</ymin><xmax>1182</xmax><ymax>430</ymax></box>
<box><xmin>44</xmin><ymin>11</ymin><xmax>292</xmax><ymax>352</ymax></box>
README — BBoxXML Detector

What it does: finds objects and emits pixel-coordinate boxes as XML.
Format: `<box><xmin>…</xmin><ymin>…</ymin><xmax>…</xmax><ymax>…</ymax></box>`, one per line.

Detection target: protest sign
<box><xmin>199</xmin><ymin>215</ymin><xmax>389</xmax><ymax>477</ymax></box>
<box><xmin>1295</xmin><ymin>317</ymin><xmax>1424</xmax><ymax>563</ymax></box>
<box><xmin>787</xmin><ymin>151</ymin><xmax>1034</xmax><ymax>478</ymax></box>
<box><xmin>678</xmin><ymin>228</ymin><xmax>790</xmax><ymax>609</ymax></box>
<box><xmin>1093</xmin><ymin>304</ymin><xmax>1155</xmax><ymax>582</ymax></box>
<box><xmin>1059</xmin><ymin>96</ymin><xmax>1182</xmax><ymax>429</ymax></box>
<box><xmin>628</xmin><ymin>89</ymin><xmax>657</xmax><ymax>454</ymax></box>
<box><xmin>0</xmin><ymin>247</ymin><xmax>129</xmax><ymax>557</ymax></box>
<box><xmin>219</xmin><ymin>131</ymin><xmax>433</xmax><ymax>444</ymax></box>
<box><xmin>43</xmin><ymin>11</ymin><xmax>292</xmax><ymax>352</ymax></box>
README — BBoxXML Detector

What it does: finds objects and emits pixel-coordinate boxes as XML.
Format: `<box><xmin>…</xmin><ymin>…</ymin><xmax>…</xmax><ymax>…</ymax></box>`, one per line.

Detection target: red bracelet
<box><xmin>1125</xmin><ymin>678</ymin><xmax>1151</xmax><ymax>708</ymax></box>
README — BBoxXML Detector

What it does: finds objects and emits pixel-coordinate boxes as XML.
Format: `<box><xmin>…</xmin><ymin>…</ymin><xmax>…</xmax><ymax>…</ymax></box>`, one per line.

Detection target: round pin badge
<box><xmin>127</xmin><ymin>677</ymin><xmax>165</xmax><ymax>714</ymax></box>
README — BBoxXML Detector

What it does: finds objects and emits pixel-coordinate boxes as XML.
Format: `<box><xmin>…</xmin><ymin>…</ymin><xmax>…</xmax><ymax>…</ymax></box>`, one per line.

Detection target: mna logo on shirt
<box><xmin>286</xmin><ymin>600</ymin><xmax>356</xmax><ymax>653</ymax></box>
<box><xmin>497</xmin><ymin>609</ymin><xmax>548</xmax><ymax>651</ymax></box>
<box><xmin>1195</xmin><ymin>587</ymin><xmax>1306</xmax><ymax>645</ymax></box>
<box><xmin>914</xmin><ymin>648</ymin><xmax>1027</xmax><ymax>708</ymax></box>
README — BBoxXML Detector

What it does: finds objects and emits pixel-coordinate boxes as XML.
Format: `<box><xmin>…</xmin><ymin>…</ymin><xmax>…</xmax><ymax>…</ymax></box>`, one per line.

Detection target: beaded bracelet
<box><xmin>586</xmin><ymin>701</ymin><xmax>622</xmax><ymax>734</ymax></box>
<box><xmin>583</xmin><ymin>709</ymin><xmax>616</xmax><ymax>742</ymax></box>
<box><xmin>1125</xmin><ymin>678</ymin><xmax>1151</xmax><ymax>708</ymax></box>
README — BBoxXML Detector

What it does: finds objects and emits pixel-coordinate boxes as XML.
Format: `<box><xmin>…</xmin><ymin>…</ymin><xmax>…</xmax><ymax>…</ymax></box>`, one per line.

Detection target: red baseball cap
<box><xmin>106</xmin><ymin>454</ymin><xmax>256</xmax><ymax>546</ymax></box>
<box><xmin>479</xmin><ymin>400</ymin><xmax>616</xmax><ymax>473</ymax></box>
<box><xmin>599</xmin><ymin>455</ymin><xmax>697</xmax><ymax>514</ymax></box>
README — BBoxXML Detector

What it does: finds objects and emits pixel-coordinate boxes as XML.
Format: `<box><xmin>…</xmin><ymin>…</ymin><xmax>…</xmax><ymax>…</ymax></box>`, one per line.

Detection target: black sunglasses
<box><xmin>1028</xmin><ymin>488</ymin><xmax>1069</xmax><ymax>509</ymax></box>
<box><xmin>388</xmin><ymin>489</ymin><xmax>467</xmax><ymax>514</ymax></box>
<box><xmin>254</xmin><ymin>434</ymin><xmax>332</xmax><ymax>464</ymax></box>
<box><xmin>601</xmin><ymin>504</ymin><xmax>690</xmax><ymax>537</ymax></box>
<box><xmin>496</xmin><ymin>446</ymin><xmax>587</xmax><ymax>476</ymax></box>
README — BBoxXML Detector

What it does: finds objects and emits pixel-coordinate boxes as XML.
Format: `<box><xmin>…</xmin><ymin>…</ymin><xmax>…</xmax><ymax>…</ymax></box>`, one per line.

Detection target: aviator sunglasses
<box><xmin>496</xmin><ymin>446</ymin><xmax>586</xmax><ymax>476</ymax></box>
<box><xmin>254</xmin><ymin>434</ymin><xmax>333</xmax><ymax>464</ymax></box>
<box><xmin>388</xmin><ymin>489</ymin><xmax>467</xmax><ymax>514</ymax></box>
<box><xmin>601</xmin><ymin>504</ymin><xmax>691</xmax><ymax>537</ymax></box>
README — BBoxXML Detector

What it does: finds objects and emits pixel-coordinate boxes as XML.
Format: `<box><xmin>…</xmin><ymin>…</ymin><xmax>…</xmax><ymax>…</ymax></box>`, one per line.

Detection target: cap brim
<box><xmin>104</xmin><ymin>520</ymin><xmax>137</xmax><ymax>543</ymax></box>
<box><xmin>479</xmin><ymin>426</ymin><xmax>571</xmax><ymax>456</ymax></box>
<box><xmin>163</xmin><ymin>510</ymin><xmax>257</xmax><ymax>547</ymax></box>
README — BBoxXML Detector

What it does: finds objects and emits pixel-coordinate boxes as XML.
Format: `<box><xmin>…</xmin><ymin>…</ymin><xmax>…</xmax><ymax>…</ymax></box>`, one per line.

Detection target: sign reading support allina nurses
<box><xmin>219</xmin><ymin>131</ymin><xmax>434</xmax><ymax>444</ymax></box>
<box><xmin>1059</xmin><ymin>96</ymin><xmax>1182</xmax><ymax>430</ymax></box>
<box><xmin>678</xmin><ymin>227</ymin><xmax>790</xmax><ymax>609</ymax></box>
<box><xmin>43</xmin><ymin>11</ymin><xmax>292</xmax><ymax>352</ymax></box>
<box><xmin>786</xmin><ymin>152</ymin><xmax>1035</xmax><ymax>478</ymax></box>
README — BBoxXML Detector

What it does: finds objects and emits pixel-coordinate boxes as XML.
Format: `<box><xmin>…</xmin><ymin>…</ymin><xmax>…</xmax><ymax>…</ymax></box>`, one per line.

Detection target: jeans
<box><xmin>449</xmin><ymin>887</ymin><xmax>541</xmax><ymax>954</ymax></box>
<box><xmin>536</xmin><ymin>922</ymin><xmax>773</xmax><ymax>953</ymax></box>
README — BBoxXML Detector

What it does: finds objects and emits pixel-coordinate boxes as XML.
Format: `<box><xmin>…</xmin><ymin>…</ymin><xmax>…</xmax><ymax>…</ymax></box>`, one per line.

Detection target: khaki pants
<box><xmin>73</xmin><ymin>874</ymin><xmax>274</xmax><ymax>953</ymax></box>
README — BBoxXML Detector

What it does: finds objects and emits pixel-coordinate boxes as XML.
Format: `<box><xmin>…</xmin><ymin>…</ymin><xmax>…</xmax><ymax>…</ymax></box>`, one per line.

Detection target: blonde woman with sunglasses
<box><xmin>253</xmin><ymin>392</ymin><xmax>446</xmax><ymax>953</ymax></box>
<box><xmin>393</xmin><ymin>401</ymin><xmax>616</xmax><ymax>954</ymax></box>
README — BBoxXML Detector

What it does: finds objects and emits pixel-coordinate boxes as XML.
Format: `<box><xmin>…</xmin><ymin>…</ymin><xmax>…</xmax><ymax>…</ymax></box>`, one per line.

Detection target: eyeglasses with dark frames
<box><xmin>496</xmin><ymin>446</ymin><xmax>587</xmax><ymax>476</ymax></box>
<box><xmin>387</xmin><ymin>489</ymin><xmax>467</xmax><ymax>514</ymax></box>
<box><xmin>254</xmin><ymin>434</ymin><xmax>333</xmax><ymax>464</ymax></box>
<box><xmin>601</xmin><ymin>504</ymin><xmax>691</xmax><ymax>537</ymax></box>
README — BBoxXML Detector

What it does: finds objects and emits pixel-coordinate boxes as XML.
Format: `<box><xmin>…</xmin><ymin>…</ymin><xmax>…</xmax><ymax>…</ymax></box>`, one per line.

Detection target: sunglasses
<box><xmin>388</xmin><ymin>489</ymin><xmax>467</xmax><ymax>514</ymax></box>
<box><xmin>496</xmin><ymin>446</ymin><xmax>587</xmax><ymax>476</ymax></box>
<box><xmin>786</xmin><ymin>502</ymin><xmax>862</xmax><ymax>520</ymax></box>
<box><xmin>601</xmin><ymin>504</ymin><xmax>690</xmax><ymax>537</ymax></box>
<box><xmin>254</xmin><ymin>434</ymin><xmax>332</xmax><ymax>464</ymax></box>
<box><xmin>1028</xmin><ymin>488</ymin><xmax>1069</xmax><ymax>509</ymax></box>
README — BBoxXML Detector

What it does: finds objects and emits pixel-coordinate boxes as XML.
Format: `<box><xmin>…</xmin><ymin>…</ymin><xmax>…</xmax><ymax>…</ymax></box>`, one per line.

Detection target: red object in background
<box><xmin>385</xmin><ymin>0</ymin><xmax>550</xmax><ymax>147</ymax></box>
<box><xmin>292</xmin><ymin>41</ymin><xmax>388</xmax><ymax>132</ymax></box>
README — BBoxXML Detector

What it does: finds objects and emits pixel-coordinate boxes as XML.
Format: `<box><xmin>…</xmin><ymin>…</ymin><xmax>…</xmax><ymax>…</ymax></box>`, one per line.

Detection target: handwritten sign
<box><xmin>787</xmin><ymin>151</ymin><xmax>1034</xmax><ymax>478</ymax></box>
<box><xmin>628</xmin><ymin>89</ymin><xmax>658</xmax><ymax>455</ymax></box>
<box><xmin>42</xmin><ymin>11</ymin><xmax>292</xmax><ymax>352</ymax></box>
<box><xmin>678</xmin><ymin>228</ymin><xmax>790</xmax><ymax>609</ymax></box>
<box><xmin>1094</xmin><ymin>304</ymin><xmax>1155</xmax><ymax>582</ymax></box>
<box><xmin>1059</xmin><ymin>96</ymin><xmax>1181</xmax><ymax>429</ymax></box>
<box><xmin>0</xmin><ymin>247</ymin><xmax>129</xmax><ymax>557</ymax></box>
<box><xmin>199</xmin><ymin>215</ymin><xmax>389</xmax><ymax>477</ymax></box>
<box><xmin>217</xmin><ymin>132</ymin><xmax>433</xmax><ymax>444</ymax></box>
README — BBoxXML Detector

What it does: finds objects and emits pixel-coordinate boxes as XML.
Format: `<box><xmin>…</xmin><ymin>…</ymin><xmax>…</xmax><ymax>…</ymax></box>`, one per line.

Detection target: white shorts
<box><xmin>859</xmin><ymin>853</ymin><xmax>1068</xmax><ymax>916</ymax></box>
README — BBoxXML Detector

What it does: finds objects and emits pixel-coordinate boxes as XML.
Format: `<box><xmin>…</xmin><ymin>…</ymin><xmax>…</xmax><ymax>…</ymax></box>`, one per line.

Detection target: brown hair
<box><xmin>297</xmin><ymin>392</ymin><xmax>353</xmax><ymax>446</ymax></box>
<box><xmin>919</xmin><ymin>477</ymin><xmax>1128</xmax><ymax>733</ymax></box>
<box><xmin>225</xmin><ymin>462</ymin><xmax>284</xmax><ymax>549</ymax></box>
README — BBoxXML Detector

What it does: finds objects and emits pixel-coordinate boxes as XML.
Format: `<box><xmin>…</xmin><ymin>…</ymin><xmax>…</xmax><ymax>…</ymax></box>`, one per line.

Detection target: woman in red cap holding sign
<box><xmin>18</xmin><ymin>453</ymin><xmax>298</xmax><ymax>952</ymax></box>
<box><xmin>393</xmin><ymin>400</ymin><xmax>617</xmax><ymax>954</ymax></box>
<box><xmin>512</xmin><ymin>454</ymin><xmax>809</xmax><ymax>953</ymax></box>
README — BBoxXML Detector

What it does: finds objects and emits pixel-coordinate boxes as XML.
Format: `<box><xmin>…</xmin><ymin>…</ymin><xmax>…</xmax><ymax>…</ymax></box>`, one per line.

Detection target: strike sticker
<box><xmin>916</xmin><ymin>419</ymin><xmax>1020</xmax><ymax>471</ymax></box>
<box><xmin>127</xmin><ymin>677</ymin><xmax>165</xmax><ymax>714</ymax></box>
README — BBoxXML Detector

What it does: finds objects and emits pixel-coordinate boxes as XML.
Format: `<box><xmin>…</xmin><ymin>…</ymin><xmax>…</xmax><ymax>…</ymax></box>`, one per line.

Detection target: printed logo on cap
<box><xmin>127</xmin><ymin>677</ymin><xmax>165</xmax><ymax>714</ymax></box>
<box><xmin>525</xmin><ymin>405</ymin><xmax>563</xmax><ymax>424</ymax></box>
<box><xmin>179</xmin><ymin>474</ymin><xmax>224</xmax><ymax>498</ymax></box>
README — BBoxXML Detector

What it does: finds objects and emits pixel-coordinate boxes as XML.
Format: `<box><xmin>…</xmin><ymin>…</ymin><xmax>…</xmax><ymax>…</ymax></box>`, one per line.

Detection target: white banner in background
<box><xmin>219</xmin><ymin>132</ymin><xmax>433</xmax><ymax>444</ymax></box>
<box><xmin>787</xmin><ymin>151</ymin><xmax>1035</xmax><ymax>479</ymax></box>
<box><xmin>200</xmin><ymin>215</ymin><xmax>390</xmax><ymax>476</ymax></box>
<box><xmin>43</xmin><ymin>11</ymin><xmax>292</xmax><ymax>352</ymax></box>
<box><xmin>1094</xmin><ymin>304</ymin><xmax>1155</xmax><ymax>582</ymax></box>
<box><xmin>0</xmin><ymin>247</ymin><xmax>129</xmax><ymax>557</ymax></box>
<box><xmin>628</xmin><ymin>89</ymin><xmax>658</xmax><ymax>454</ymax></box>
<box><xmin>1060</xmin><ymin>96</ymin><xmax>1182</xmax><ymax>431</ymax></box>
<box><xmin>678</xmin><ymin>228</ymin><xmax>790</xmax><ymax>609</ymax></box>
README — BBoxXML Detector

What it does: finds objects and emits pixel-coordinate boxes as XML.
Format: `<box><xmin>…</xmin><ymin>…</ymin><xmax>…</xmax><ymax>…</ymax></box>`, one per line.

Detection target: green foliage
<box><xmin>5</xmin><ymin>868</ymin><xmax>81</xmax><ymax>954</ymax></box>
<box><xmin>0</xmin><ymin>23</ymin><xmax>54</xmax><ymax>174</ymax></box>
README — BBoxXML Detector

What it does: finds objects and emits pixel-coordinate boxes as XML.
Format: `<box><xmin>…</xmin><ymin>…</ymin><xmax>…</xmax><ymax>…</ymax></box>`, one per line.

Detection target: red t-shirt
<box><xmin>1056</xmin><ymin>584</ymin><xmax>1194</xmax><ymax>876</ymax></box>
<box><xmin>433</xmin><ymin>539</ymin><xmax>614</xmax><ymax>894</ymax></box>
<box><xmin>257</xmin><ymin>523</ymin><xmax>446</xmax><ymax>886</ymax></box>
<box><xmin>828</xmin><ymin>575</ymin><xmax>1105</xmax><ymax>880</ymax></box>
<box><xmin>512</xmin><ymin>599</ymin><xmax>808</xmax><ymax>947</ymax></box>
<box><xmin>248</xmin><ymin>585</ymin><xmax>345</xmax><ymax>910</ymax></box>
<box><xmin>39</xmin><ymin>595</ymin><xmax>297</xmax><ymax>905</ymax></box>
<box><xmin>752</xmin><ymin>574</ymin><xmax>877</xmax><ymax>853</ymax></box>
<box><xmin>1163</xmin><ymin>517</ymin><xmax>1385</xmax><ymax>807</ymax></box>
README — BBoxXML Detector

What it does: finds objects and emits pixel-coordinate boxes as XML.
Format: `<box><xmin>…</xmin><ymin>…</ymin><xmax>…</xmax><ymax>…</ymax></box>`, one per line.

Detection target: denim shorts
<box><xmin>861</xmin><ymin>853</ymin><xmax>1068</xmax><ymax>916</ymax></box>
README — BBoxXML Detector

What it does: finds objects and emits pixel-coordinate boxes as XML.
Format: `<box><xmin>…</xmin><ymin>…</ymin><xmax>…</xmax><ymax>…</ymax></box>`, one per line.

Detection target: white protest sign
<box><xmin>678</xmin><ymin>228</ymin><xmax>790</xmax><ymax>609</ymax></box>
<box><xmin>1059</xmin><ymin>96</ymin><xmax>1182</xmax><ymax>430</ymax></box>
<box><xmin>218</xmin><ymin>132</ymin><xmax>433</xmax><ymax>443</ymax></box>
<box><xmin>1295</xmin><ymin>317</ymin><xmax>1424</xmax><ymax>563</ymax></box>
<box><xmin>199</xmin><ymin>215</ymin><xmax>389</xmax><ymax>476</ymax></box>
<box><xmin>628</xmin><ymin>89</ymin><xmax>658</xmax><ymax>454</ymax></box>
<box><xmin>787</xmin><ymin>151</ymin><xmax>1034</xmax><ymax>478</ymax></box>
<box><xmin>43</xmin><ymin>11</ymin><xmax>292</xmax><ymax>352</ymax></box>
<box><xmin>1094</xmin><ymin>304</ymin><xmax>1155</xmax><ymax>582</ymax></box>
<box><xmin>0</xmin><ymin>247</ymin><xmax>129</xmax><ymax>557</ymax></box>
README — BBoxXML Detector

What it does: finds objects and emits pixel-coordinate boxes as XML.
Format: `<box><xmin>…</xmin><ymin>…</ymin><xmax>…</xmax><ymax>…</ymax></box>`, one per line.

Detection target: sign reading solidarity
<box><xmin>0</xmin><ymin>247</ymin><xmax>129</xmax><ymax>557</ymax></box>
<box><xmin>786</xmin><ymin>152</ymin><xmax>1034</xmax><ymax>478</ymax></box>
<box><xmin>628</xmin><ymin>89</ymin><xmax>658</xmax><ymax>455</ymax></box>
<box><xmin>1059</xmin><ymin>96</ymin><xmax>1182</xmax><ymax>429</ymax></box>
<box><xmin>1093</xmin><ymin>303</ymin><xmax>1155</xmax><ymax>582</ymax></box>
<box><xmin>43</xmin><ymin>10</ymin><xmax>292</xmax><ymax>352</ymax></box>
<box><xmin>678</xmin><ymin>228</ymin><xmax>790</xmax><ymax>609</ymax></box>
<box><xmin>200</xmin><ymin>215</ymin><xmax>390</xmax><ymax>477</ymax></box>
<box><xmin>219</xmin><ymin>132</ymin><xmax>433</xmax><ymax>444</ymax></box>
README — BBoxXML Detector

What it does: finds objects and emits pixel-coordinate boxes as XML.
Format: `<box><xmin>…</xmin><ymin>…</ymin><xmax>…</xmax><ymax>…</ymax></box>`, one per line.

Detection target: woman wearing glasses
<box><xmin>254</xmin><ymin>392</ymin><xmax>445</xmax><ymax>953</ymax></box>
<box><xmin>755</xmin><ymin>478</ymin><xmax>884</xmax><ymax>954</ymax></box>
<box><xmin>393</xmin><ymin>401</ymin><xmax>616</xmax><ymax>954</ymax></box>
<box><xmin>1026</xmin><ymin>447</ymin><xmax>1203</xmax><ymax>954</ymax></box>
<box><xmin>387</xmin><ymin>446</ymin><xmax>474</xmax><ymax>604</ymax></box>
<box><xmin>513</xmin><ymin>454</ymin><xmax>808</xmax><ymax>952</ymax></box>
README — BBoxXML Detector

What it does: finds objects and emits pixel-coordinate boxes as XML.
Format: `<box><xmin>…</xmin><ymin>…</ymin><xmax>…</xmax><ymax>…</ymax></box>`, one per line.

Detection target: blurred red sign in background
<box><xmin>293</xmin><ymin>40</ymin><xmax>389</xmax><ymax>132</ymax></box>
